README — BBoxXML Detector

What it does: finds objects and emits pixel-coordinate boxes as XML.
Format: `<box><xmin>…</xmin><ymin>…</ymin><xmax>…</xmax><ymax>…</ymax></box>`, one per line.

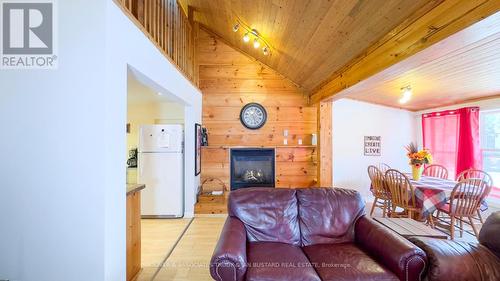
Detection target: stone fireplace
<box><xmin>230</xmin><ymin>148</ymin><xmax>275</xmax><ymax>190</ymax></box>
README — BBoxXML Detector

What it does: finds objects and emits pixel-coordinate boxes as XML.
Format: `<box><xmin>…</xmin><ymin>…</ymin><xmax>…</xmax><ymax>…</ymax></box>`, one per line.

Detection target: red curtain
<box><xmin>456</xmin><ymin>107</ymin><xmax>482</xmax><ymax>174</ymax></box>
<box><xmin>422</xmin><ymin>107</ymin><xmax>481</xmax><ymax>179</ymax></box>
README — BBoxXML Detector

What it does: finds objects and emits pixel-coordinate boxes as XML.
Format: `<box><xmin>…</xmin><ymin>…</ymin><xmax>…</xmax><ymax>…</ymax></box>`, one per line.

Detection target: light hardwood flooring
<box><xmin>154</xmin><ymin>217</ymin><xmax>226</xmax><ymax>281</ymax></box>
<box><xmin>136</xmin><ymin>217</ymin><xmax>226</xmax><ymax>281</ymax></box>
<box><xmin>141</xmin><ymin>219</ymin><xmax>193</xmax><ymax>267</ymax></box>
<box><xmin>136</xmin><ymin>218</ymin><xmax>195</xmax><ymax>281</ymax></box>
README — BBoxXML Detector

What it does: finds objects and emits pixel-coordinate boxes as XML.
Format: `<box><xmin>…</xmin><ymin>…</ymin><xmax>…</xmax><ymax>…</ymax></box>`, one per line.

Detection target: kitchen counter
<box><xmin>127</xmin><ymin>183</ymin><xmax>145</xmax><ymax>195</ymax></box>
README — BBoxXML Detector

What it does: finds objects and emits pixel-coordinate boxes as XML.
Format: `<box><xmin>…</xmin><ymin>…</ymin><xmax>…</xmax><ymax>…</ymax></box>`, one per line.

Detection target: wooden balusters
<box><xmin>115</xmin><ymin>0</ymin><xmax>196</xmax><ymax>85</ymax></box>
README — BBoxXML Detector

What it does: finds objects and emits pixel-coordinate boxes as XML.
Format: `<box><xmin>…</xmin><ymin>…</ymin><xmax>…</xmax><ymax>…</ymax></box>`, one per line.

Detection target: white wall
<box><xmin>332</xmin><ymin>99</ymin><xmax>417</xmax><ymax>199</ymax></box>
<box><xmin>0</xmin><ymin>1</ymin><xmax>202</xmax><ymax>280</ymax></box>
<box><xmin>0</xmin><ymin>1</ymin><xmax>109</xmax><ymax>280</ymax></box>
<box><xmin>106</xmin><ymin>1</ymin><xmax>202</xmax><ymax>220</ymax></box>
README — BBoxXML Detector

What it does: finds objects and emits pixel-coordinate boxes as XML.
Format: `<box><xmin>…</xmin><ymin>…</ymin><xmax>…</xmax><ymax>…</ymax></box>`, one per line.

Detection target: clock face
<box><xmin>240</xmin><ymin>103</ymin><xmax>267</xmax><ymax>130</ymax></box>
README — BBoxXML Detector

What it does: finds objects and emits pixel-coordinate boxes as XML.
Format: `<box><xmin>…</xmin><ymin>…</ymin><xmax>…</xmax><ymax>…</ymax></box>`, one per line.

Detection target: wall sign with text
<box><xmin>364</xmin><ymin>136</ymin><xmax>381</xmax><ymax>156</ymax></box>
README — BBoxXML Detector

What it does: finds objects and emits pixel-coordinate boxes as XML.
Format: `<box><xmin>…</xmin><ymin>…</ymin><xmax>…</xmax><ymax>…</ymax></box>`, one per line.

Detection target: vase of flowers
<box><xmin>405</xmin><ymin>143</ymin><xmax>433</xmax><ymax>181</ymax></box>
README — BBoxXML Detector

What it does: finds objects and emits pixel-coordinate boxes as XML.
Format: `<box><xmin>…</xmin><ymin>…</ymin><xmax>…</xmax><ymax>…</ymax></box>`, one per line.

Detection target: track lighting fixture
<box><xmin>232</xmin><ymin>19</ymin><xmax>272</xmax><ymax>56</ymax></box>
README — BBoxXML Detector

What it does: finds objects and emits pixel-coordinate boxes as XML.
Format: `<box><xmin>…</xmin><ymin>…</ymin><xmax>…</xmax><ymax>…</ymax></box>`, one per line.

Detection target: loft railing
<box><xmin>115</xmin><ymin>0</ymin><xmax>196</xmax><ymax>85</ymax></box>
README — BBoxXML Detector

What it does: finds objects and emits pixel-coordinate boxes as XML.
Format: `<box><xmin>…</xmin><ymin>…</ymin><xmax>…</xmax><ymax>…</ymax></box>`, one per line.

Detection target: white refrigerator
<box><xmin>138</xmin><ymin>124</ymin><xmax>184</xmax><ymax>218</ymax></box>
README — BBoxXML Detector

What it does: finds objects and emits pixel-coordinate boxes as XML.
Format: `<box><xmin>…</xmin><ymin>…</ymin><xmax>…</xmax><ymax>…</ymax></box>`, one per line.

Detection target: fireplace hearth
<box><xmin>230</xmin><ymin>148</ymin><xmax>275</xmax><ymax>190</ymax></box>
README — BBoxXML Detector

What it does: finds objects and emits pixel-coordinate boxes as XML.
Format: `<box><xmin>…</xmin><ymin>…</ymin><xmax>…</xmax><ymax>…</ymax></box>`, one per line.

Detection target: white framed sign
<box><xmin>364</xmin><ymin>136</ymin><xmax>381</xmax><ymax>156</ymax></box>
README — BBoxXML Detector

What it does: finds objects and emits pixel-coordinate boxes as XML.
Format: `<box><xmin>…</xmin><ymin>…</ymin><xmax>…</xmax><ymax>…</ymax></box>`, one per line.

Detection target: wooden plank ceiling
<box><xmin>334</xmin><ymin>12</ymin><xmax>500</xmax><ymax>111</ymax></box>
<box><xmin>310</xmin><ymin>0</ymin><xmax>500</xmax><ymax>103</ymax></box>
<box><xmin>184</xmin><ymin>0</ymin><xmax>438</xmax><ymax>93</ymax></box>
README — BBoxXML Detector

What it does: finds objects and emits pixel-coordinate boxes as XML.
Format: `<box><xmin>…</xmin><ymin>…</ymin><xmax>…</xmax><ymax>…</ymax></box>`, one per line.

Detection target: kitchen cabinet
<box><xmin>126</xmin><ymin>185</ymin><xmax>144</xmax><ymax>281</ymax></box>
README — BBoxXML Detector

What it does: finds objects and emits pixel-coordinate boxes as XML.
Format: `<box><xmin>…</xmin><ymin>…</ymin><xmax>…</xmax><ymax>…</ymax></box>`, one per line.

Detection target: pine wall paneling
<box><xmin>198</xmin><ymin>28</ymin><xmax>318</xmax><ymax>189</ymax></box>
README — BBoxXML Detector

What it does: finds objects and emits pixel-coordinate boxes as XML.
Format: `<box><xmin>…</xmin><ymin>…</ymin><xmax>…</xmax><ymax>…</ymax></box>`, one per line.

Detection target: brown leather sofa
<box><xmin>210</xmin><ymin>187</ymin><xmax>427</xmax><ymax>281</ymax></box>
<box><xmin>410</xmin><ymin>211</ymin><xmax>500</xmax><ymax>281</ymax></box>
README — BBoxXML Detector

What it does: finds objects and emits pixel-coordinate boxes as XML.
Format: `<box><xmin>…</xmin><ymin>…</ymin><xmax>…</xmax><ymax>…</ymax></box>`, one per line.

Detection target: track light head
<box><xmin>253</xmin><ymin>38</ymin><xmax>260</xmax><ymax>49</ymax></box>
<box><xmin>243</xmin><ymin>33</ymin><xmax>250</xmax><ymax>43</ymax></box>
<box><xmin>262</xmin><ymin>46</ymin><xmax>269</xmax><ymax>56</ymax></box>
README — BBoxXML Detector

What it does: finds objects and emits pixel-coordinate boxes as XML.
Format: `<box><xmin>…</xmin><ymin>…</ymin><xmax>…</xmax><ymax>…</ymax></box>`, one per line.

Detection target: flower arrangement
<box><xmin>405</xmin><ymin>142</ymin><xmax>433</xmax><ymax>167</ymax></box>
<box><xmin>405</xmin><ymin>143</ymin><xmax>432</xmax><ymax>181</ymax></box>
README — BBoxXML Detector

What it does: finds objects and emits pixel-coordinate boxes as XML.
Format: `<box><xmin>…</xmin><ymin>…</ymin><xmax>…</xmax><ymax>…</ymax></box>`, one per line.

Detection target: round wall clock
<box><xmin>240</xmin><ymin>103</ymin><xmax>267</xmax><ymax>130</ymax></box>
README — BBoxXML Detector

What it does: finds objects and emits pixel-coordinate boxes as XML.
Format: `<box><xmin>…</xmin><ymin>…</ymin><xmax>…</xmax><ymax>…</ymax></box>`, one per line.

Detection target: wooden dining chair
<box><xmin>437</xmin><ymin>178</ymin><xmax>490</xmax><ymax>239</ymax></box>
<box><xmin>367</xmin><ymin>165</ymin><xmax>391</xmax><ymax>217</ymax></box>
<box><xmin>377</xmin><ymin>163</ymin><xmax>391</xmax><ymax>173</ymax></box>
<box><xmin>384</xmin><ymin>169</ymin><xmax>420</xmax><ymax>219</ymax></box>
<box><xmin>423</xmin><ymin>164</ymin><xmax>448</xmax><ymax>179</ymax></box>
<box><xmin>456</xmin><ymin>169</ymin><xmax>493</xmax><ymax>223</ymax></box>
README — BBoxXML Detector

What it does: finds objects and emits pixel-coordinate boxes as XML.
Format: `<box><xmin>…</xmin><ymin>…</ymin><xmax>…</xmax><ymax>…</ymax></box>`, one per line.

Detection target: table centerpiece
<box><xmin>405</xmin><ymin>142</ymin><xmax>432</xmax><ymax>181</ymax></box>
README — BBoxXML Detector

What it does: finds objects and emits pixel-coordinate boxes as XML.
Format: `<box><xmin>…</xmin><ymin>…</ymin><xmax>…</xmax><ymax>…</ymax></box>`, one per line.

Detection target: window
<box><xmin>480</xmin><ymin>110</ymin><xmax>500</xmax><ymax>203</ymax></box>
<box><xmin>422</xmin><ymin>111</ymin><xmax>460</xmax><ymax>179</ymax></box>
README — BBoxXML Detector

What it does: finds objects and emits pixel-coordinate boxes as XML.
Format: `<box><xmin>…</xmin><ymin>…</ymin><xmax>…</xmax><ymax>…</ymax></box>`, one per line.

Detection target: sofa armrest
<box><xmin>355</xmin><ymin>216</ymin><xmax>427</xmax><ymax>281</ymax></box>
<box><xmin>210</xmin><ymin>217</ymin><xmax>248</xmax><ymax>281</ymax></box>
<box><xmin>409</xmin><ymin>237</ymin><xmax>500</xmax><ymax>281</ymax></box>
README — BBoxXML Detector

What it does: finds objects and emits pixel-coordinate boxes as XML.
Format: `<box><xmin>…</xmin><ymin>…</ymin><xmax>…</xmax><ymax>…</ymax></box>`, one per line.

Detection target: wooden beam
<box><xmin>318</xmin><ymin>101</ymin><xmax>333</xmax><ymax>187</ymax></box>
<box><xmin>310</xmin><ymin>0</ymin><xmax>500</xmax><ymax>104</ymax></box>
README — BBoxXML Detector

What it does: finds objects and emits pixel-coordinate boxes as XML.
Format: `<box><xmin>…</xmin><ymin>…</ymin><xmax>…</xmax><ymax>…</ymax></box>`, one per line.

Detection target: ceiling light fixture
<box><xmin>399</xmin><ymin>86</ymin><xmax>412</xmax><ymax>104</ymax></box>
<box><xmin>242</xmin><ymin>32</ymin><xmax>250</xmax><ymax>43</ymax></box>
<box><xmin>253</xmin><ymin>38</ymin><xmax>260</xmax><ymax>49</ymax></box>
<box><xmin>232</xmin><ymin>19</ymin><xmax>273</xmax><ymax>56</ymax></box>
<box><xmin>157</xmin><ymin>92</ymin><xmax>163</xmax><ymax>96</ymax></box>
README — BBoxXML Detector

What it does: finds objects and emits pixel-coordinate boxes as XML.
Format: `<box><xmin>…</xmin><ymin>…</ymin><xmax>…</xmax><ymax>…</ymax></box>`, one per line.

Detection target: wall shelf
<box><xmin>202</xmin><ymin>145</ymin><xmax>317</xmax><ymax>149</ymax></box>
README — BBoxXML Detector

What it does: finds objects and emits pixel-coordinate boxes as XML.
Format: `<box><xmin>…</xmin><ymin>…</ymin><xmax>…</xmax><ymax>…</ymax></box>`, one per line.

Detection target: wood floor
<box><xmin>136</xmin><ymin>217</ymin><xmax>226</xmax><ymax>281</ymax></box>
<box><xmin>154</xmin><ymin>217</ymin><xmax>226</xmax><ymax>280</ymax></box>
<box><xmin>139</xmin><ymin>200</ymin><xmax>499</xmax><ymax>281</ymax></box>
<box><xmin>141</xmin><ymin>219</ymin><xmax>193</xmax><ymax>268</ymax></box>
<box><xmin>136</xmin><ymin>218</ymin><xmax>193</xmax><ymax>281</ymax></box>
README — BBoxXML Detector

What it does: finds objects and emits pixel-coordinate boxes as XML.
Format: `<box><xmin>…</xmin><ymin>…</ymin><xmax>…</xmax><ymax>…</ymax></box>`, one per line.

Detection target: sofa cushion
<box><xmin>302</xmin><ymin>243</ymin><xmax>399</xmax><ymax>281</ymax></box>
<box><xmin>410</xmin><ymin>237</ymin><xmax>500</xmax><ymax>281</ymax></box>
<box><xmin>228</xmin><ymin>187</ymin><xmax>301</xmax><ymax>246</ymax></box>
<box><xmin>246</xmin><ymin>242</ymin><xmax>321</xmax><ymax>281</ymax></box>
<box><xmin>297</xmin><ymin>188</ymin><xmax>365</xmax><ymax>246</ymax></box>
<box><xmin>479</xmin><ymin>211</ymin><xmax>500</xmax><ymax>259</ymax></box>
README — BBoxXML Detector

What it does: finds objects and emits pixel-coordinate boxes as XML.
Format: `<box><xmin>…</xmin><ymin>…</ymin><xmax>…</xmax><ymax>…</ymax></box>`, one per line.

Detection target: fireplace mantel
<box><xmin>202</xmin><ymin>145</ymin><xmax>317</xmax><ymax>149</ymax></box>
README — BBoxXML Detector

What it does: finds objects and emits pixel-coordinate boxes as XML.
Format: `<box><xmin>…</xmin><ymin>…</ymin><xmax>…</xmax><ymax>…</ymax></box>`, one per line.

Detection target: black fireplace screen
<box><xmin>230</xmin><ymin>148</ymin><xmax>275</xmax><ymax>190</ymax></box>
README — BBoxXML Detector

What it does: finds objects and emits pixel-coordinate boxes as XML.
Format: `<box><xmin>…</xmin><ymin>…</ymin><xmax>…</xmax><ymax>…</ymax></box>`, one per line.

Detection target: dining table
<box><xmin>408</xmin><ymin>175</ymin><xmax>488</xmax><ymax>218</ymax></box>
